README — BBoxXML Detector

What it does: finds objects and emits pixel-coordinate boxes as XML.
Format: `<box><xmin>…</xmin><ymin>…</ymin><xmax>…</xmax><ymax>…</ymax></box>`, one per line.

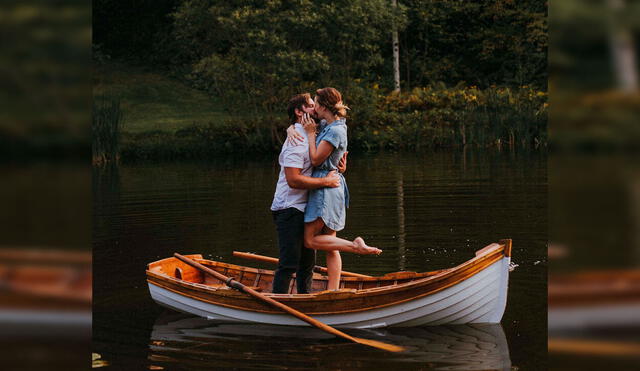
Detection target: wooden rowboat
<box><xmin>0</xmin><ymin>248</ymin><xmax>92</xmax><ymax>335</ymax></box>
<box><xmin>146</xmin><ymin>239</ymin><xmax>512</xmax><ymax>328</ymax></box>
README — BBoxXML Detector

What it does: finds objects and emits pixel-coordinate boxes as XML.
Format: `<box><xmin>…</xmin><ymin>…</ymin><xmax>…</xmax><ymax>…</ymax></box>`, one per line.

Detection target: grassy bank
<box><xmin>94</xmin><ymin>62</ymin><xmax>288</xmax><ymax>160</ymax></box>
<box><xmin>94</xmin><ymin>62</ymin><xmax>229</xmax><ymax>133</ymax></box>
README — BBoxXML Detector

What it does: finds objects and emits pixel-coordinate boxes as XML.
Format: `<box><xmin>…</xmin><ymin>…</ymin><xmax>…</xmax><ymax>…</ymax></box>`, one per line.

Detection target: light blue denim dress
<box><xmin>304</xmin><ymin>118</ymin><xmax>350</xmax><ymax>231</ymax></box>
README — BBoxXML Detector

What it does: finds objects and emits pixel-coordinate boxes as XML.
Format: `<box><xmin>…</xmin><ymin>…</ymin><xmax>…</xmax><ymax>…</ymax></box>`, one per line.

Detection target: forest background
<box><xmin>92</xmin><ymin>0</ymin><xmax>548</xmax><ymax>161</ymax></box>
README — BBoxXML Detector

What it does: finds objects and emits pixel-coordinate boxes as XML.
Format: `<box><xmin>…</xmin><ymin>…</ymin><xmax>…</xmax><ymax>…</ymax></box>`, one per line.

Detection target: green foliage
<box><xmin>118</xmin><ymin>83</ymin><xmax>547</xmax><ymax>160</ymax></box>
<box><xmin>94</xmin><ymin>1</ymin><xmax>549</xmax><ymax>158</ymax></box>
<box><xmin>399</xmin><ymin>0</ymin><xmax>547</xmax><ymax>89</ymax></box>
<box><xmin>95</xmin><ymin>0</ymin><xmax>547</xmax><ymax>91</ymax></box>
<box><xmin>172</xmin><ymin>0</ymin><xmax>402</xmax><ymax>113</ymax></box>
<box><xmin>350</xmin><ymin>85</ymin><xmax>547</xmax><ymax>151</ymax></box>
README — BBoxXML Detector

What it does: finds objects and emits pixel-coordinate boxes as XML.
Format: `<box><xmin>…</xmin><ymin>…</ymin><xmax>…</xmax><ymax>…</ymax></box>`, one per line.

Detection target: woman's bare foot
<box><xmin>353</xmin><ymin>237</ymin><xmax>382</xmax><ymax>255</ymax></box>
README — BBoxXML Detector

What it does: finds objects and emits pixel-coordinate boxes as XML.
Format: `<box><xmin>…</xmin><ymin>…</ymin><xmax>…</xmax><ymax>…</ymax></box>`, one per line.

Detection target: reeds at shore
<box><xmin>92</xmin><ymin>97</ymin><xmax>123</xmax><ymax>165</ymax></box>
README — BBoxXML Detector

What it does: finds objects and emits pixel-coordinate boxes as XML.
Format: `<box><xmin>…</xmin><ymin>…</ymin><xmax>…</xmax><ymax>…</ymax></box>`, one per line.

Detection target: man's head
<box><xmin>287</xmin><ymin>93</ymin><xmax>315</xmax><ymax>125</ymax></box>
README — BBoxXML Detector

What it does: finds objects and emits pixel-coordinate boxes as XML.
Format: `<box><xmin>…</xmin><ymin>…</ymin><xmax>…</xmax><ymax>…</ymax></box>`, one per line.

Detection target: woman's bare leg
<box><xmin>304</xmin><ymin>218</ymin><xmax>381</xmax><ymax>255</ymax></box>
<box><xmin>325</xmin><ymin>250</ymin><xmax>342</xmax><ymax>290</ymax></box>
<box><xmin>322</xmin><ymin>226</ymin><xmax>342</xmax><ymax>290</ymax></box>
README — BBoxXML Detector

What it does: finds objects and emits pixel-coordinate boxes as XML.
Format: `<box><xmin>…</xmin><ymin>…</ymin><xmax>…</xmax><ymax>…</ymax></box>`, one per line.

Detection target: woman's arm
<box><xmin>302</xmin><ymin>115</ymin><xmax>334</xmax><ymax>167</ymax></box>
<box><xmin>309</xmin><ymin>141</ymin><xmax>335</xmax><ymax>168</ymax></box>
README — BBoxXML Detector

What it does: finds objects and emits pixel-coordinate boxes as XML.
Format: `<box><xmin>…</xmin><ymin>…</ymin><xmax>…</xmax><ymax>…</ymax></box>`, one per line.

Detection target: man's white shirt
<box><xmin>270</xmin><ymin>123</ymin><xmax>312</xmax><ymax>212</ymax></box>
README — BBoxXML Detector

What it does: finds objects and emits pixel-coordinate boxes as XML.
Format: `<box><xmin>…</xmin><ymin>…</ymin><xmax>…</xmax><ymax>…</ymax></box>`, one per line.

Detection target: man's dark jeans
<box><xmin>272</xmin><ymin>207</ymin><xmax>316</xmax><ymax>294</ymax></box>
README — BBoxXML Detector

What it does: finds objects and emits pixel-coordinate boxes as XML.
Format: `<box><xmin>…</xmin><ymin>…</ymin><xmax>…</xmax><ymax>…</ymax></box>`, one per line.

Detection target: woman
<box><xmin>298</xmin><ymin>87</ymin><xmax>381</xmax><ymax>291</ymax></box>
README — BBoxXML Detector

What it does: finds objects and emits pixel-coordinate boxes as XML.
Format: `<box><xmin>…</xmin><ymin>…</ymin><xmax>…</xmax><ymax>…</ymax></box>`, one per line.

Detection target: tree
<box><xmin>398</xmin><ymin>0</ymin><xmax>546</xmax><ymax>88</ymax></box>
<box><xmin>392</xmin><ymin>0</ymin><xmax>401</xmax><ymax>92</ymax></box>
<box><xmin>607</xmin><ymin>0</ymin><xmax>639</xmax><ymax>92</ymax></box>
<box><xmin>173</xmin><ymin>0</ymin><xmax>403</xmax><ymax>112</ymax></box>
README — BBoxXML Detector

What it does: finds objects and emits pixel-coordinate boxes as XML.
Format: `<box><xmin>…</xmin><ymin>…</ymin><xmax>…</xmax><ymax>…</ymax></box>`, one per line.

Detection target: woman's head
<box><xmin>314</xmin><ymin>87</ymin><xmax>349</xmax><ymax>120</ymax></box>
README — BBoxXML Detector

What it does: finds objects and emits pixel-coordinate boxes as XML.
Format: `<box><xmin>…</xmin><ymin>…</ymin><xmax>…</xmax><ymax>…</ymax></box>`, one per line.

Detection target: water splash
<box><xmin>509</xmin><ymin>262</ymin><xmax>519</xmax><ymax>272</ymax></box>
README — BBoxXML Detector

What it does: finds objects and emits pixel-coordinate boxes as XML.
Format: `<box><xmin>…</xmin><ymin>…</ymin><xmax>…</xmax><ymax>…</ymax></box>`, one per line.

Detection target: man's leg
<box><xmin>272</xmin><ymin>208</ymin><xmax>304</xmax><ymax>293</ymax></box>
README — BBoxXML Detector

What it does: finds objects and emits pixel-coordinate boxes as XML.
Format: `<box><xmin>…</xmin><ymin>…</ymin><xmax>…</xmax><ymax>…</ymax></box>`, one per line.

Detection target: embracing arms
<box><xmin>301</xmin><ymin>114</ymin><xmax>333</xmax><ymax>167</ymax></box>
<box><xmin>285</xmin><ymin>119</ymin><xmax>348</xmax><ymax>172</ymax></box>
<box><xmin>284</xmin><ymin>168</ymin><xmax>339</xmax><ymax>190</ymax></box>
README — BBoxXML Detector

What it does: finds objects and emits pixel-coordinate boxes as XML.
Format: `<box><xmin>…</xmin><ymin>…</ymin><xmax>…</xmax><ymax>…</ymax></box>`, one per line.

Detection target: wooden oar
<box><xmin>549</xmin><ymin>338</ymin><xmax>640</xmax><ymax>356</ymax></box>
<box><xmin>232</xmin><ymin>251</ymin><xmax>372</xmax><ymax>278</ymax></box>
<box><xmin>174</xmin><ymin>253</ymin><xmax>405</xmax><ymax>353</ymax></box>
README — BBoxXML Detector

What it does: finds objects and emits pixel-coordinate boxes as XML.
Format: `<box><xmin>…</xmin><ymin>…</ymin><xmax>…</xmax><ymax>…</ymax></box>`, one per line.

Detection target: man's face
<box><xmin>302</xmin><ymin>97</ymin><xmax>316</xmax><ymax>118</ymax></box>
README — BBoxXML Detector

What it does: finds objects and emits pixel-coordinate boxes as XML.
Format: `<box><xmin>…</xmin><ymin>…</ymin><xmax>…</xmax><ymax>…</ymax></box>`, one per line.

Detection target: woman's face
<box><xmin>313</xmin><ymin>96</ymin><xmax>326</xmax><ymax>119</ymax></box>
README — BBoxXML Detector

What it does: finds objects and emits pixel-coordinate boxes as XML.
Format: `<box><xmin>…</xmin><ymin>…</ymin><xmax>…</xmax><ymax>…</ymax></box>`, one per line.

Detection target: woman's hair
<box><xmin>315</xmin><ymin>87</ymin><xmax>349</xmax><ymax>118</ymax></box>
<box><xmin>286</xmin><ymin>93</ymin><xmax>312</xmax><ymax>125</ymax></box>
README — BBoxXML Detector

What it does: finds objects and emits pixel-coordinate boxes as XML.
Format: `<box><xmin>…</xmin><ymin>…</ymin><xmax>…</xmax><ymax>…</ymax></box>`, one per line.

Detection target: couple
<box><xmin>270</xmin><ymin>87</ymin><xmax>381</xmax><ymax>295</ymax></box>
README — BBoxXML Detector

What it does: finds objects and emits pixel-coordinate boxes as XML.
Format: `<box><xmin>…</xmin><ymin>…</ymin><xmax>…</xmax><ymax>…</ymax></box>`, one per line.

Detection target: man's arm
<box><xmin>337</xmin><ymin>151</ymin><xmax>348</xmax><ymax>173</ymax></box>
<box><xmin>284</xmin><ymin>167</ymin><xmax>340</xmax><ymax>190</ymax></box>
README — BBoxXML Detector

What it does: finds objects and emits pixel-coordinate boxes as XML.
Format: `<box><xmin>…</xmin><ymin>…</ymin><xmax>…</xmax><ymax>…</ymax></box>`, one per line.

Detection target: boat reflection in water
<box><xmin>148</xmin><ymin>313</ymin><xmax>511</xmax><ymax>370</ymax></box>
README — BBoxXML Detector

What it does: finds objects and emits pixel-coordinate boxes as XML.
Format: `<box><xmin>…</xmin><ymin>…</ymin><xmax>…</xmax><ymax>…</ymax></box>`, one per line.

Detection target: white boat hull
<box><xmin>148</xmin><ymin>257</ymin><xmax>510</xmax><ymax>328</ymax></box>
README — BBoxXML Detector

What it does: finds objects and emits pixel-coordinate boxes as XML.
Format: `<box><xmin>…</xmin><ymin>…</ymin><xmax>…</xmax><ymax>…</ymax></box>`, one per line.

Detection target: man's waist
<box><xmin>271</xmin><ymin>206</ymin><xmax>305</xmax><ymax>215</ymax></box>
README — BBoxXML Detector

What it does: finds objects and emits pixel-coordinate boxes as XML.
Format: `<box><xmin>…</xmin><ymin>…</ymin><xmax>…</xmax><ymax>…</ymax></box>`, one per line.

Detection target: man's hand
<box><xmin>286</xmin><ymin>125</ymin><xmax>305</xmax><ymax>145</ymax></box>
<box><xmin>323</xmin><ymin>170</ymin><xmax>340</xmax><ymax>188</ymax></box>
<box><xmin>337</xmin><ymin>151</ymin><xmax>348</xmax><ymax>173</ymax></box>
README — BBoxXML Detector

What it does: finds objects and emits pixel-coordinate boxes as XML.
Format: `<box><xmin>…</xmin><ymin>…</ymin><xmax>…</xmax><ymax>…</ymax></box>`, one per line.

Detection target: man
<box><xmin>270</xmin><ymin>93</ymin><xmax>346</xmax><ymax>294</ymax></box>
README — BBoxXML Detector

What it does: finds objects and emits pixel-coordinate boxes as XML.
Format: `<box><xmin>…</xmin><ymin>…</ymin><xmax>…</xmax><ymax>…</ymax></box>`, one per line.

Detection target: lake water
<box><xmin>93</xmin><ymin>150</ymin><xmax>547</xmax><ymax>370</ymax></box>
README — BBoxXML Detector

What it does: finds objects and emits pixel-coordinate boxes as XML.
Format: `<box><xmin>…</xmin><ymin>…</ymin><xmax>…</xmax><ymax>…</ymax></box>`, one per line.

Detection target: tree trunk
<box><xmin>392</xmin><ymin>0</ymin><xmax>400</xmax><ymax>93</ymax></box>
<box><xmin>608</xmin><ymin>0</ymin><xmax>639</xmax><ymax>93</ymax></box>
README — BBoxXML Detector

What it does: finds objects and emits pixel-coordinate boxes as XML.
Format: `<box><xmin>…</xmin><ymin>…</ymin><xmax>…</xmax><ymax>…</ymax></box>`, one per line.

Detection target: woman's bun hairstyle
<box><xmin>316</xmin><ymin>87</ymin><xmax>349</xmax><ymax>117</ymax></box>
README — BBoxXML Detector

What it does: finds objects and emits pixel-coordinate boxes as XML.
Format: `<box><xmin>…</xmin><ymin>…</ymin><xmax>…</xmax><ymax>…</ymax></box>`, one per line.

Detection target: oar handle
<box><xmin>232</xmin><ymin>251</ymin><xmax>372</xmax><ymax>278</ymax></box>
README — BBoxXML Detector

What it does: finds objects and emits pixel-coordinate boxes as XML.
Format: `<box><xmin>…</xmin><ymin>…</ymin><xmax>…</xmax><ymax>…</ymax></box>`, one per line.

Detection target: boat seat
<box><xmin>174</xmin><ymin>267</ymin><xmax>204</xmax><ymax>283</ymax></box>
<box><xmin>380</xmin><ymin>271</ymin><xmax>420</xmax><ymax>280</ymax></box>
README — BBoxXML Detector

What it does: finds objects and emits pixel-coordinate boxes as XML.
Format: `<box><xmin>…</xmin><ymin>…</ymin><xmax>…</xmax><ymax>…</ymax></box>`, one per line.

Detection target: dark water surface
<box><xmin>548</xmin><ymin>154</ymin><xmax>640</xmax><ymax>370</ymax></box>
<box><xmin>93</xmin><ymin>151</ymin><xmax>547</xmax><ymax>370</ymax></box>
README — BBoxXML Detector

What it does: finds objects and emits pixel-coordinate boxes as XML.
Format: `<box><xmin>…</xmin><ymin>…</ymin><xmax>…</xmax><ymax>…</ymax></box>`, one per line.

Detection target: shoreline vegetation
<box><xmin>93</xmin><ymin>61</ymin><xmax>548</xmax><ymax>164</ymax></box>
<box><xmin>92</xmin><ymin>1</ymin><xmax>549</xmax><ymax>164</ymax></box>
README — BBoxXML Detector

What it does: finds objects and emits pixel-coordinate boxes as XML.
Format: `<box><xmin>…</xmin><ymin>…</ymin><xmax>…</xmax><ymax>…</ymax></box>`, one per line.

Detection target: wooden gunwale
<box><xmin>549</xmin><ymin>269</ymin><xmax>640</xmax><ymax>307</ymax></box>
<box><xmin>147</xmin><ymin>244</ymin><xmax>507</xmax><ymax>315</ymax></box>
<box><xmin>0</xmin><ymin>248</ymin><xmax>91</xmax><ymax>265</ymax></box>
<box><xmin>1</xmin><ymin>264</ymin><xmax>91</xmax><ymax>303</ymax></box>
<box><xmin>148</xmin><ymin>245</ymin><xmax>504</xmax><ymax>302</ymax></box>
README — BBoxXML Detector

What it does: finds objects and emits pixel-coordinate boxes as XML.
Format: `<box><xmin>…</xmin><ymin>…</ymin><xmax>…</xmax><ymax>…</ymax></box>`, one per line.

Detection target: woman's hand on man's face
<box><xmin>302</xmin><ymin>113</ymin><xmax>317</xmax><ymax>134</ymax></box>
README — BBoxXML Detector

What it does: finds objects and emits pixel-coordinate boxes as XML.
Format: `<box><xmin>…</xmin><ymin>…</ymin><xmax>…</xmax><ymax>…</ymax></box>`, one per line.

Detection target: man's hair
<box><xmin>287</xmin><ymin>93</ymin><xmax>311</xmax><ymax>125</ymax></box>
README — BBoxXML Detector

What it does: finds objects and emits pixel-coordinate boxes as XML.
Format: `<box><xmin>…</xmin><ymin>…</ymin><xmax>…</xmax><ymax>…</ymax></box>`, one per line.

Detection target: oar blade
<box><xmin>354</xmin><ymin>337</ymin><xmax>406</xmax><ymax>353</ymax></box>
